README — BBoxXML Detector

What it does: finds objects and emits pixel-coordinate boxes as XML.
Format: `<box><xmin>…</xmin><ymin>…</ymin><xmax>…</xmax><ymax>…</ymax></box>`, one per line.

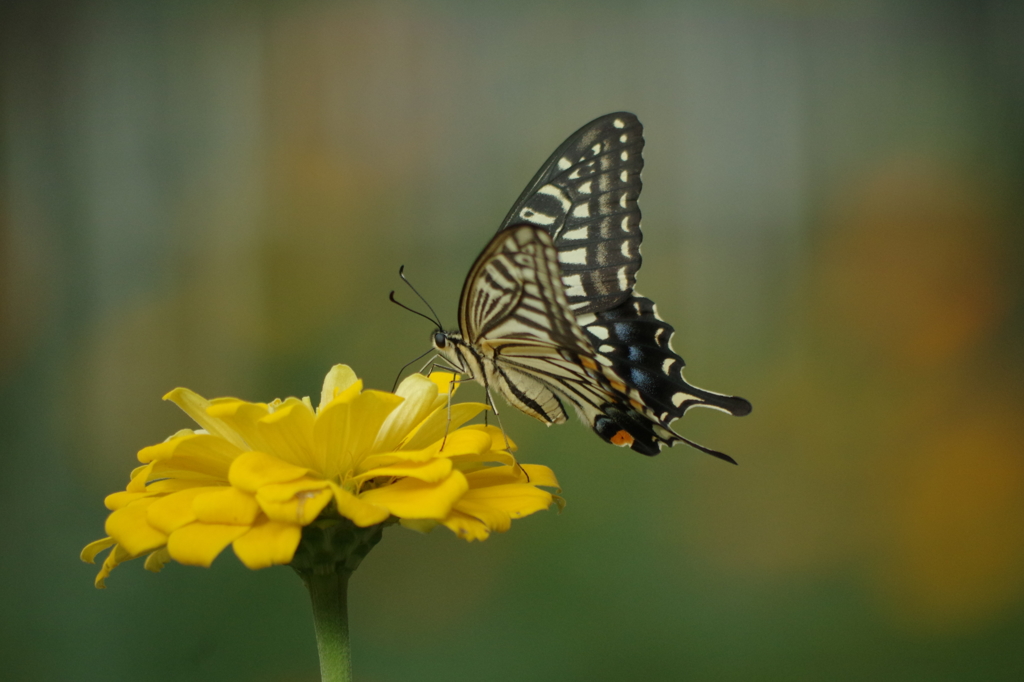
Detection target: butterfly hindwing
<box><xmin>579</xmin><ymin>295</ymin><xmax>752</xmax><ymax>422</ymax></box>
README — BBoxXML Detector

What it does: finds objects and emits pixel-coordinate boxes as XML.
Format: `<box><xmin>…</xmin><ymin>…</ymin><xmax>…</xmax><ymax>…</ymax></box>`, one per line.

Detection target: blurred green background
<box><xmin>2</xmin><ymin>1</ymin><xmax>1023</xmax><ymax>680</ymax></box>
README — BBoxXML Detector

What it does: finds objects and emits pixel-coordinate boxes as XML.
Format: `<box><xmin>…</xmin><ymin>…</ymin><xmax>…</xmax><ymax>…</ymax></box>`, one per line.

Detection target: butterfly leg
<box><xmin>483</xmin><ymin>385</ymin><xmax>510</xmax><ymax>451</ymax></box>
<box><xmin>440</xmin><ymin>379</ymin><xmax>454</xmax><ymax>451</ymax></box>
<box><xmin>439</xmin><ymin>369</ymin><xmax>474</xmax><ymax>451</ymax></box>
<box><xmin>419</xmin><ymin>359</ymin><xmax>475</xmax><ymax>452</ymax></box>
<box><xmin>482</xmin><ymin>387</ymin><xmax>503</xmax><ymax>432</ymax></box>
<box><xmin>419</xmin><ymin>353</ymin><xmax>470</xmax><ymax>381</ymax></box>
<box><xmin>416</xmin><ymin>354</ymin><xmax>447</xmax><ymax>376</ymax></box>
<box><xmin>479</xmin><ymin>373</ymin><xmax>530</xmax><ymax>482</ymax></box>
<box><xmin>391</xmin><ymin>348</ymin><xmax>437</xmax><ymax>391</ymax></box>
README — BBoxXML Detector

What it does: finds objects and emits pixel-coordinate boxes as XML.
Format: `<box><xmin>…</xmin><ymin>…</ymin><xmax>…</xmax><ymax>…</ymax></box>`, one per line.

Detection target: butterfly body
<box><xmin>431</xmin><ymin>113</ymin><xmax>750</xmax><ymax>461</ymax></box>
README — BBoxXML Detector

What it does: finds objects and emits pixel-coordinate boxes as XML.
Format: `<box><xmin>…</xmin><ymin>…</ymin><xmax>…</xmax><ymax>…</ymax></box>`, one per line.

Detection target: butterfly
<box><xmin>428</xmin><ymin>112</ymin><xmax>751</xmax><ymax>462</ymax></box>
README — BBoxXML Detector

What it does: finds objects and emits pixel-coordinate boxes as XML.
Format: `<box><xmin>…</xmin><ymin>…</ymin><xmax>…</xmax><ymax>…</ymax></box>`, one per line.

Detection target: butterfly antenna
<box><xmin>389</xmin><ymin>290</ymin><xmax>441</xmax><ymax>328</ymax></box>
<box><xmin>391</xmin><ymin>347</ymin><xmax>435</xmax><ymax>392</ymax></box>
<box><xmin>399</xmin><ymin>265</ymin><xmax>444</xmax><ymax>328</ymax></box>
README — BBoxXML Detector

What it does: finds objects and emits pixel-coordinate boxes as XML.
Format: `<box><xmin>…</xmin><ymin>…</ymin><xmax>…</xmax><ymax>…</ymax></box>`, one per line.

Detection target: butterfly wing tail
<box><xmin>673</xmin><ymin>377</ymin><xmax>752</xmax><ymax>417</ymax></box>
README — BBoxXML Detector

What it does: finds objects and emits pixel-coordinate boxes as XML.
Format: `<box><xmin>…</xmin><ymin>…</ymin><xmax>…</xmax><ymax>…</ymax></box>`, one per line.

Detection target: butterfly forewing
<box><xmin>457</xmin><ymin>226</ymin><xmax>631</xmax><ymax>423</ymax></box>
<box><xmin>460</xmin><ymin>226</ymin><xmax>587</xmax><ymax>351</ymax></box>
<box><xmin>499</xmin><ymin>113</ymin><xmax>644</xmax><ymax>316</ymax></box>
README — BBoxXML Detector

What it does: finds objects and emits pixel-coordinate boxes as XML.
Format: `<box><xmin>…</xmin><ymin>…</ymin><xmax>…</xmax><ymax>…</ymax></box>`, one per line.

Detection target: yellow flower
<box><xmin>82</xmin><ymin>365</ymin><xmax>561</xmax><ymax>587</ymax></box>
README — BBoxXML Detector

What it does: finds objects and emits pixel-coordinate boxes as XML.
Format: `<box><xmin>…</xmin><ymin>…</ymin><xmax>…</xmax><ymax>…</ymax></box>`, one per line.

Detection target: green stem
<box><xmin>303</xmin><ymin>569</ymin><xmax>353</xmax><ymax>682</ymax></box>
<box><xmin>292</xmin><ymin>516</ymin><xmax>388</xmax><ymax>681</ymax></box>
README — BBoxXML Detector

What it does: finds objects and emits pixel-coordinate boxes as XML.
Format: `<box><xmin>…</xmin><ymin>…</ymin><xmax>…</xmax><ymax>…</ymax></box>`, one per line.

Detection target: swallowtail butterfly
<box><xmin>430</xmin><ymin>113</ymin><xmax>751</xmax><ymax>461</ymax></box>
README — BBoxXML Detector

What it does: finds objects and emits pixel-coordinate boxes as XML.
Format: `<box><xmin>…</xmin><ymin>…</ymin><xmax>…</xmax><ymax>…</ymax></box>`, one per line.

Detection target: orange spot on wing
<box><xmin>610</xmin><ymin>430</ymin><xmax>634</xmax><ymax>446</ymax></box>
<box><xmin>610</xmin><ymin>381</ymin><xmax>627</xmax><ymax>393</ymax></box>
<box><xmin>581</xmin><ymin>357</ymin><xmax>598</xmax><ymax>370</ymax></box>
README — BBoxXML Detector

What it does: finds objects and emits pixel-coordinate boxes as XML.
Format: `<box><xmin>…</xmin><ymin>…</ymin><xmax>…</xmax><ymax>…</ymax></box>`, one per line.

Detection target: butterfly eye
<box><xmin>433</xmin><ymin>332</ymin><xmax>447</xmax><ymax>349</ymax></box>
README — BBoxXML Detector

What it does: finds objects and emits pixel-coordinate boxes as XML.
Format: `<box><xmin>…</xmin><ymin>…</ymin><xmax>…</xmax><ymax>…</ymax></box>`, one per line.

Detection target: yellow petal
<box><xmin>357</xmin><ymin>457</ymin><xmax>453</xmax><ymax>484</ymax></box>
<box><xmin>163</xmin><ymin>387</ymin><xmax>249</xmax><ymax>451</ymax></box>
<box><xmin>359</xmin><ymin>470</ymin><xmax>468</xmax><ymax>519</ymax></box>
<box><xmin>426</xmin><ymin>392</ymin><xmax>449</xmax><ymax>419</ymax></box>
<box><xmin>319</xmin><ymin>365</ymin><xmax>360</xmax><ymax>411</ymax></box>
<box><xmin>104</xmin><ymin>491</ymin><xmax>155</xmax><ymax>511</ymax></box>
<box><xmin>256</xmin><ymin>398</ymin><xmax>317</xmax><ymax>469</ymax></box>
<box><xmin>518</xmin><ymin>464</ymin><xmax>560</xmax><ymax>490</ymax></box>
<box><xmin>146</xmin><ymin>487</ymin><xmax>214</xmax><ymax>533</ymax></box>
<box><xmin>371</xmin><ymin>374</ymin><xmax>438</xmax><ymax>453</ymax></box>
<box><xmin>138</xmin><ymin>432</ymin><xmax>242</xmax><ymax>467</ymax></box>
<box><xmin>428</xmin><ymin>371</ymin><xmax>458</xmax><ymax>396</ymax></box>
<box><xmin>137</xmin><ymin>440</ymin><xmax>178</xmax><ymax>463</ymax></box>
<box><xmin>399</xmin><ymin>518</ymin><xmax>439</xmax><ymax>534</ymax></box>
<box><xmin>206</xmin><ymin>398</ymin><xmax>272</xmax><ymax>452</ymax></box>
<box><xmin>450</xmin><ymin>449</ymin><xmax>518</xmax><ymax>467</ymax></box>
<box><xmin>360</xmin><ymin>428</ymin><xmax>494</xmax><ymax>471</ymax></box>
<box><xmin>232</xmin><ymin>519</ymin><xmax>302</xmax><ymax>569</ymax></box>
<box><xmin>193</xmin><ymin>487</ymin><xmax>262</xmax><ymax>525</ymax></box>
<box><xmin>313</xmin><ymin>399</ymin><xmax>353</xmax><ymax>478</ymax></box>
<box><xmin>315</xmin><ymin>389</ymin><xmax>404</xmax><ymax>479</ymax></box>
<box><xmin>104</xmin><ymin>499</ymin><xmax>168</xmax><ymax>556</ymax></box>
<box><xmin>141</xmin><ymin>438</ymin><xmax>239</xmax><ymax>489</ymax></box>
<box><xmin>94</xmin><ymin>543</ymin><xmax>134</xmax><ymax>589</ymax></box>
<box><xmin>459</xmin><ymin>424</ymin><xmax>517</xmax><ymax>453</ymax></box>
<box><xmin>464</xmin><ymin>464</ymin><xmax>531</xmax><ymax>488</ymax></box>
<box><xmin>144</xmin><ymin>548</ymin><xmax>172</xmax><ymax>573</ymax></box>
<box><xmin>125</xmin><ymin>462</ymin><xmax>156</xmax><ymax>493</ymax></box>
<box><xmin>436</xmin><ymin>428</ymin><xmax>494</xmax><ymax>458</ymax></box>
<box><xmin>401</xmin><ymin>402</ymin><xmax>489</xmax><ymax>451</ymax></box>
<box><xmin>257</xmin><ymin>486</ymin><xmax>333</xmax><ymax>525</ymax></box>
<box><xmin>145</xmin><ymin>479</ymin><xmax>217</xmax><ymax>494</ymax></box>
<box><xmin>228</xmin><ymin>451</ymin><xmax>309</xmax><ymax>493</ymax></box>
<box><xmin>329</xmin><ymin>483</ymin><xmax>391</xmax><ymax>527</ymax></box>
<box><xmin>357</xmin><ymin>451</ymin><xmax>428</xmax><ymax>471</ymax></box>
<box><xmin>455</xmin><ymin>482</ymin><xmax>554</xmax><ymax>533</ymax></box>
<box><xmin>440</xmin><ymin>510</ymin><xmax>493</xmax><ymax>542</ymax></box>
<box><xmin>254</xmin><ymin>476</ymin><xmax>329</xmax><ymax>501</ymax></box>
<box><xmin>166</xmin><ymin>522</ymin><xmax>249</xmax><ymax>567</ymax></box>
<box><xmin>137</xmin><ymin>432</ymin><xmax>241</xmax><ymax>483</ymax></box>
<box><xmin>148</xmin><ymin>460</ymin><xmax>231</xmax><ymax>486</ymax></box>
<box><xmin>453</xmin><ymin>503</ymin><xmax>512</xmax><ymax>533</ymax></box>
<box><xmin>80</xmin><ymin>537</ymin><xmax>116</xmax><ymax>563</ymax></box>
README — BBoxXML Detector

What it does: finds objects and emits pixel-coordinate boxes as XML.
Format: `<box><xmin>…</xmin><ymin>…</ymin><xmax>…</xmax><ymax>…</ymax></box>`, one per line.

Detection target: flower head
<box><xmin>82</xmin><ymin>365</ymin><xmax>561</xmax><ymax>587</ymax></box>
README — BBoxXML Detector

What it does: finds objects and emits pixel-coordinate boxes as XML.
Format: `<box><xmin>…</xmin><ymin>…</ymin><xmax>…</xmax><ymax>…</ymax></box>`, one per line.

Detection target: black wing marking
<box><xmin>579</xmin><ymin>294</ymin><xmax>751</xmax><ymax>456</ymax></box>
<box><xmin>499</xmin><ymin>112</ymin><xmax>644</xmax><ymax>315</ymax></box>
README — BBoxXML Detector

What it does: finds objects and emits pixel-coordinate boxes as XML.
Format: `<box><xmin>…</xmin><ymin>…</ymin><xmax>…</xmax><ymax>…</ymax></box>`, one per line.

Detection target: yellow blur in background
<box><xmin>1</xmin><ymin>1</ymin><xmax>1022</xmax><ymax>680</ymax></box>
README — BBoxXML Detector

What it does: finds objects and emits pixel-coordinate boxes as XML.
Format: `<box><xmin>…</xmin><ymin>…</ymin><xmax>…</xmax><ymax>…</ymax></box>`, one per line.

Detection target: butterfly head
<box><xmin>431</xmin><ymin>328</ymin><xmax>461</xmax><ymax>359</ymax></box>
<box><xmin>431</xmin><ymin>329</ymin><xmax>479</xmax><ymax>378</ymax></box>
